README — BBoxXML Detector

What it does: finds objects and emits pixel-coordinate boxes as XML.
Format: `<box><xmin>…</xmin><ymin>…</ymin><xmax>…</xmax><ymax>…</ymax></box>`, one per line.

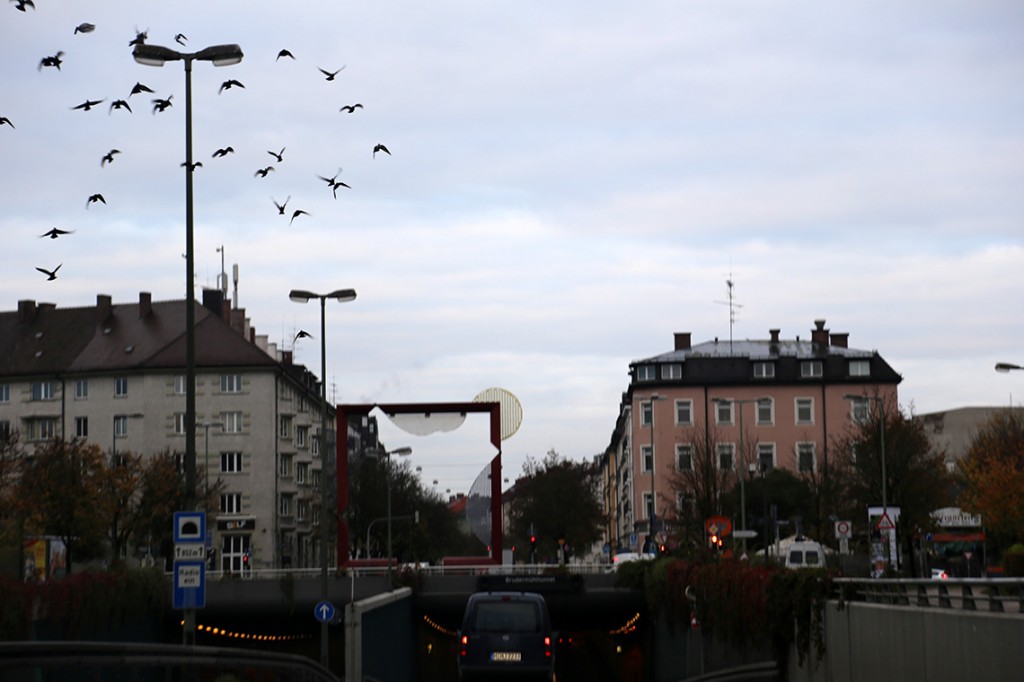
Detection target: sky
<box><xmin>3</xmin><ymin>1</ymin><xmax>1023</xmax><ymax>495</ymax></box>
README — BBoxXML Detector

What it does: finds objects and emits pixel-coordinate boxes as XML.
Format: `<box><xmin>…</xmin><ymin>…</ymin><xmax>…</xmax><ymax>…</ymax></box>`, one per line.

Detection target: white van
<box><xmin>784</xmin><ymin>540</ymin><xmax>826</xmax><ymax>569</ymax></box>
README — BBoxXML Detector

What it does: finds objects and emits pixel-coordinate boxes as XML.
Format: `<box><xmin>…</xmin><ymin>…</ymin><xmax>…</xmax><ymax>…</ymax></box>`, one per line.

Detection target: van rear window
<box><xmin>472</xmin><ymin>602</ymin><xmax>540</xmax><ymax>634</ymax></box>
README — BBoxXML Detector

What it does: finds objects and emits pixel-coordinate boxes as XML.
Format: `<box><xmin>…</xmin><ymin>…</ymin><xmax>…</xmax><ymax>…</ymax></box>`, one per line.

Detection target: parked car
<box><xmin>784</xmin><ymin>539</ymin><xmax>826</xmax><ymax>569</ymax></box>
<box><xmin>607</xmin><ymin>551</ymin><xmax>657</xmax><ymax>571</ymax></box>
<box><xmin>457</xmin><ymin>591</ymin><xmax>556</xmax><ymax>681</ymax></box>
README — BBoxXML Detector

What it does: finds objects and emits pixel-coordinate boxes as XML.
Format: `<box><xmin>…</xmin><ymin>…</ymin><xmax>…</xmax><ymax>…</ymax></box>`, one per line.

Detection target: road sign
<box><xmin>877</xmin><ymin>512</ymin><xmax>895</xmax><ymax>531</ymax></box>
<box><xmin>705</xmin><ymin>515</ymin><xmax>733</xmax><ymax>537</ymax></box>
<box><xmin>314</xmin><ymin>600</ymin><xmax>336</xmax><ymax>623</ymax></box>
<box><xmin>835</xmin><ymin>520</ymin><xmax>852</xmax><ymax>539</ymax></box>
<box><xmin>174</xmin><ymin>511</ymin><xmax>207</xmax><ymax>543</ymax></box>
<box><xmin>733</xmin><ymin>530</ymin><xmax>758</xmax><ymax>539</ymax></box>
<box><xmin>175</xmin><ymin>544</ymin><xmax>205</xmax><ymax>561</ymax></box>
<box><xmin>173</xmin><ymin>560</ymin><xmax>206</xmax><ymax>609</ymax></box>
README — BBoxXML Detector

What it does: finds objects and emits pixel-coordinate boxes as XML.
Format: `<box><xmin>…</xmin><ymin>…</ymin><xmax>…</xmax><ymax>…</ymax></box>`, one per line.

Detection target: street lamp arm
<box><xmin>995</xmin><ymin>362</ymin><xmax>1023</xmax><ymax>373</ymax></box>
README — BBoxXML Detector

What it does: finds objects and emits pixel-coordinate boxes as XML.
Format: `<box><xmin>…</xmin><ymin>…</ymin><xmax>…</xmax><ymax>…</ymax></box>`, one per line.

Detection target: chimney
<box><xmin>96</xmin><ymin>294</ymin><xmax>112</xmax><ymax>324</ymax></box>
<box><xmin>769</xmin><ymin>329</ymin><xmax>780</xmax><ymax>343</ymax></box>
<box><xmin>811</xmin><ymin>319</ymin><xmax>829</xmax><ymax>347</ymax></box>
<box><xmin>17</xmin><ymin>300</ymin><xmax>36</xmax><ymax>323</ymax></box>
<box><xmin>830</xmin><ymin>332</ymin><xmax>849</xmax><ymax>348</ymax></box>
<box><xmin>281</xmin><ymin>350</ymin><xmax>293</xmax><ymax>365</ymax></box>
<box><xmin>202</xmin><ymin>288</ymin><xmax>225</xmax><ymax>318</ymax></box>
<box><xmin>674</xmin><ymin>332</ymin><xmax>692</xmax><ymax>351</ymax></box>
<box><xmin>138</xmin><ymin>291</ymin><xmax>152</xmax><ymax>318</ymax></box>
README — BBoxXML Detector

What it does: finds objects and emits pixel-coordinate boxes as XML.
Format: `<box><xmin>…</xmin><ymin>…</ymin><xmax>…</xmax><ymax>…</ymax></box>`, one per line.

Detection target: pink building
<box><xmin>603</xmin><ymin>320</ymin><xmax>900</xmax><ymax>549</ymax></box>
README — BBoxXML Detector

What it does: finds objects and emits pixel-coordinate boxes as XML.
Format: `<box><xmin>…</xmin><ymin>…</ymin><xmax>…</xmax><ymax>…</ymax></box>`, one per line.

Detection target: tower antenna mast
<box><xmin>714</xmin><ymin>275</ymin><xmax>742</xmax><ymax>353</ymax></box>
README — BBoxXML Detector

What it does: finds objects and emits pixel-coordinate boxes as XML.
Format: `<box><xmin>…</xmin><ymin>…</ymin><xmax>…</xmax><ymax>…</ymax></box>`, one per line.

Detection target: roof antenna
<box><xmin>714</xmin><ymin>273</ymin><xmax>742</xmax><ymax>354</ymax></box>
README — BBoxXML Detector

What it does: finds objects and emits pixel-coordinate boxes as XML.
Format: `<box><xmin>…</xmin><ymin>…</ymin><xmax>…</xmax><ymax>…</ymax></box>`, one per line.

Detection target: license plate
<box><xmin>490</xmin><ymin>651</ymin><xmax>522</xmax><ymax>662</ymax></box>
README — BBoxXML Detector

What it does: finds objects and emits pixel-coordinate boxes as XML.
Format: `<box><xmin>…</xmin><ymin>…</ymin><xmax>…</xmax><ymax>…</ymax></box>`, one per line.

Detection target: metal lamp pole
<box><xmin>712</xmin><ymin>397</ymin><xmax>768</xmax><ymax>556</ymax></box>
<box><xmin>377</xmin><ymin>446</ymin><xmax>413</xmax><ymax>581</ymax></box>
<box><xmin>290</xmin><ymin>288</ymin><xmax>357</xmax><ymax>668</ymax></box>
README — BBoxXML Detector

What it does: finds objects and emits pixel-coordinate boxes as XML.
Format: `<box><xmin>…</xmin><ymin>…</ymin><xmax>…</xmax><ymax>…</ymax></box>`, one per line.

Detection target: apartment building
<box><xmin>604</xmin><ymin>320</ymin><xmax>901</xmax><ymax>550</ymax></box>
<box><xmin>0</xmin><ymin>289</ymin><xmax>334</xmax><ymax>572</ymax></box>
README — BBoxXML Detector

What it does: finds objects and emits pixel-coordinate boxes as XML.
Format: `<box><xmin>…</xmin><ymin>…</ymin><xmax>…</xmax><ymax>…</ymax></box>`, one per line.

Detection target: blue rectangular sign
<box><xmin>172</xmin><ymin>560</ymin><xmax>206</xmax><ymax>609</ymax></box>
<box><xmin>174</xmin><ymin>511</ymin><xmax>207</xmax><ymax>544</ymax></box>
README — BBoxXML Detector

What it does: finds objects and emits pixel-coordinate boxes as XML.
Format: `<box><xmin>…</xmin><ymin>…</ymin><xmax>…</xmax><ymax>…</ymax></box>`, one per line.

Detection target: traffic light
<box><xmin>658</xmin><ymin>543</ymin><xmax>667</xmax><ymax>556</ymax></box>
<box><xmin>242</xmin><ymin>550</ymin><xmax>250</xmax><ymax>570</ymax></box>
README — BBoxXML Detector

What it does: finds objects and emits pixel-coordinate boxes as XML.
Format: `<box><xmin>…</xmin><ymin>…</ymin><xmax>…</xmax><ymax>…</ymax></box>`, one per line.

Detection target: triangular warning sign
<box><xmin>877</xmin><ymin>512</ymin><xmax>895</xmax><ymax>531</ymax></box>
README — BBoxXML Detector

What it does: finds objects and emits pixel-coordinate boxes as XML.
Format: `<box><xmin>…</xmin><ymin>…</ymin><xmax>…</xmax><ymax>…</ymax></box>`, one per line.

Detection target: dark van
<box><xmin>457</xmin><ymin>591</ymin><xmax>556</xmax><ymax>681</ymax></box>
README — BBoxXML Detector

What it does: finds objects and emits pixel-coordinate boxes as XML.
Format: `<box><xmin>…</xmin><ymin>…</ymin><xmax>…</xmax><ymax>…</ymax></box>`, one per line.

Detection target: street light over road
<box><xmin>289</xmin><ymin>287</ymin><xmax>356</xmax><ymax>668</ymax></box>
<box><xmin>370</xmin><ymin>446</ymin><xmax>413</xmax><ymax>581</ymax></box>
<box><xmin>995</xmin><ymin>362</ymin><xmax>1022</xmax><ymax>373</ymax></box>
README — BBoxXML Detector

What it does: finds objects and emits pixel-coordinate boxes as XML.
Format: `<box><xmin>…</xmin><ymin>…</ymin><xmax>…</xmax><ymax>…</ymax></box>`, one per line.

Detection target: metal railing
<box><xmin>833</xmin><ymin>577</ymin><xmax>1024</xmax><ymax>614</ymax></box>
<box><xmin>184</xmin><ymin>561</ymin><xmax>619</xmax><ymax>581</ymax></box>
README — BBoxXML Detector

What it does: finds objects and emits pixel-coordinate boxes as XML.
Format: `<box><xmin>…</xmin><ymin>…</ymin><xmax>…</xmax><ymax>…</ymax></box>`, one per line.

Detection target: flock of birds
<box><xmin>6</xmin><ymin>7</ymin><xmax>393</xmax><ymax>282</ymax></box>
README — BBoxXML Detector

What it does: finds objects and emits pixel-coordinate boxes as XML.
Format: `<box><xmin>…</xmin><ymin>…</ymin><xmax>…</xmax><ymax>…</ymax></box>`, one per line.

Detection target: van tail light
<box><xmin>544</xmin><ymin>636</ymin><xmax>552</xmax><ymax>658</ymax></box>
<box><xmin>460</xmin><ymin>635</ymin><xmax>468</xmax><ymax>657</ymax></box>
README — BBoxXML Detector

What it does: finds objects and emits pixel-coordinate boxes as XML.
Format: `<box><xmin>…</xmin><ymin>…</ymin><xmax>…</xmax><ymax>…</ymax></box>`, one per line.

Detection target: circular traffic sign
<box><xmin>314</xmin><ymin>600</ymin><xmax>336</xmax><ymax>623</ymax></box>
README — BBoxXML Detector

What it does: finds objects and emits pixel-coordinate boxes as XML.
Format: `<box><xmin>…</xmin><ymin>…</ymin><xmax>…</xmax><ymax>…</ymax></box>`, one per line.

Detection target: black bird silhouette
<box><xmin>290</xmin><ymin>209</ymin><xmax>310</xmax><ymax>225</ymax></box>
<box><xmin>276</xmin><ymin>49</ymin><xmax>295</xmax><ymax>61</ymax></box>
<box><xmin>273</xmin><ymin>196</ymin><xmax>290</xmax><ymax>215</ymax></box>
<box><xmin>36</xmin><ymin>264</ymin><xmax>61</xmax><ymax>280</ymax></box>
<box><xmin>13</xmin><ymin>0</ymin><xmax>35</xmax><ymax>11</ymax></box>
<box><xmin>74</xmin><ymin>23</ymin><xmax>95</xmax><ymax>35</ymax></box>
<box><xmin>175</xmin><ymin>33</ymin><xmax>188</xmax><ymax>46</ymax></box>
<box><xmin>129</xmin><ymin>82</ymin><xmax>154</xmax><ymax>97</ymax></box>
<box><xmin>40</xmin><ymin>227</ymin><xmax>74</xmax><ymax>239</ymax></box>
<box><xmin>129</xmin><ymin>28</ymin><xmax>148</xmax><ymax>47</ymax></box>
<box><xmin>339</xmin><ymin>103</ymin><xmax>363</xmax><ymax>113</ymax></box>
<box><xmin>317</xmin><ymin>168</ymin><xmax>342</xmax><ymax>186</ymax></box>
<box><xmin>109</xmin><ymin>99</ymin><xmax>132</xmax><ymax>114</ymax></box>
<box><xmin>254</xmin><ymin>166</ymin><xmax>275</xmax><ymax>178</ymax></box>
<box><xmin>212</xmin><ymin>146</ymin><xmax>234</xmax><ymax>158</ymax></box>
<box><xmin>86</xmin><ymin>193</ymin><xmax>105</xmax><ymax>208</ymax></box>
<box><xmin>101</xmin><ymin>149</ymin><xmax>120</xmax><ymax>166</ymax></box>
<box><xmin>180</xmin><ymin>161</ymin><xmax>203</xmax><ymax>171</ymax></box>
<box><xmin>39</xmin><ymin>51</ymin><xmax>65</xmax><ymax>71</ymax></box>
<box><xmin>72</xmin><ymin>98</ymin><xmax>105</xmax><ymax>112</ymax></box>
<box><xmin>331</xmin><ymin>180</ymin><xmax>351</xmax><ymax>198</ymax></box>
<box><xmin>219</xmin><ymin>79</ymin><xmax>245</xmax><ymax>94</ymax></box>
<box><xmin>294</xmin><ymin>330</ymin><xmax>313</xmax><ymax>342</ymax></box>
<box><xmin>373</xmin><ymin>143</ymin><xmax>391</xmax><ymax>158</ymax></box>
<box><xmin>267</xmin><ymin>147</ymin><xmax>285</xmax><ymax>163</ymax></box>
<box><xmin>318</xmin><ymin>66</ymin><xmax>345</xmax><ymax>81</ymax></box>
<box><xmin>151</xmin><ymin>95</ymin><xmax>173</xmax><ymax>114</ymax></box>
<box><xmin>0</xmin><ymin>116</ymin><xmax>13</xmax><ymax>129</ymax></box>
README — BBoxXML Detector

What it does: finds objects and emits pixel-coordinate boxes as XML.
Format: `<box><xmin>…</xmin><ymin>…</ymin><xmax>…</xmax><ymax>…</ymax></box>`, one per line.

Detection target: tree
<box><xmin>957</xmin><ymin>408</ymin><xmax>1024</xmax><ymax>551</ymax></box>
<box><xmin>507</xmin><ymin>450</ymin><xmax>604</xmax><ymax>562</ymax></box>
<box><xmin>665</xmin><ymin>423</ymin><xmax>732</xmax><ymax>556</ymax></box>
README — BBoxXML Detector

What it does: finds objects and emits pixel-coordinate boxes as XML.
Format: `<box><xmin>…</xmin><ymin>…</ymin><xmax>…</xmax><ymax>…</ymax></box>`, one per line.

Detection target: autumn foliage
<box><xmin>958</xmin><ymin>409</ymin><xmax>1024</xmax><ymax>551</ymax></box>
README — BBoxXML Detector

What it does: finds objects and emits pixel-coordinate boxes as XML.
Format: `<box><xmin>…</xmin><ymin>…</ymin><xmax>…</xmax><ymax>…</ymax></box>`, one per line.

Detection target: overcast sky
<box><xmin>3</xmin><ymin>1</ymin><xmax>1023</xmax><ymax>494</ymax></box>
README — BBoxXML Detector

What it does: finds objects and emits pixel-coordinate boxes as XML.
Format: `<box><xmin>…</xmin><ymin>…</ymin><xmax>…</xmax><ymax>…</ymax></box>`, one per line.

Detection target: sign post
<box><xmin>173</xmin><ymin>511</ymin><xmax>206</xmax><ymax>643</ymax></box>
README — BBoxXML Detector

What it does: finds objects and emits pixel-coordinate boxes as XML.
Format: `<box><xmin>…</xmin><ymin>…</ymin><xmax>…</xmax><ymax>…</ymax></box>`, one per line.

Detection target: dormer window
<box><xmin>848</xmin><ymin>360</ymin><xmax>870</xmax><ymax>377</ymax></box>
<box><xmin>637</xmin><ymin>365</ymin><xmax>656</xmax><ymax>382</ymax></box>
<box><xmin>800</xmin><ymin>360</ymin><xmax>823</xmax><ymax>378</ymax></box>
<box><xmin>753</xmin><ymin>361</ymin><xmax>775</xmax><ymax>379</ymax></box>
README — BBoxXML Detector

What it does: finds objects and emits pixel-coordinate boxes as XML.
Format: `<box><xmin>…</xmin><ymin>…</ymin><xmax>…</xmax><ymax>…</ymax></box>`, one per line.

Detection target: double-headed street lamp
<box><xmin>371</xmin><ymin>446</ymin><xmax>413</xmax><ymax>581</ymax></box>
<box><xmin>712</xmin><ymin>397</ymin><xmax>769</xmax><ymax>556</ymax></box>
<box><xmin>133</xmin><ymin>42</ymin><xmax>244</xmax><ymax>513</ymax></box>
<box><xmin>289</xmin><ymin>287</ymin><xmax>356</xmax><ymax>668</ymax></box>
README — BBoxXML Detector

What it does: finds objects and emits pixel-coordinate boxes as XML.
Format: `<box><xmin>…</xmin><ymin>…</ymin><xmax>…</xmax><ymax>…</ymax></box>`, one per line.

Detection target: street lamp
<box><xmin>133</xmin><ymin>42</ymin><xmax>243</xmax><ymax>514</ymax></box>
<box><xmin>844</xmin><ymin>393</ymin><xmax>889</xmax><ymax>568</ymax></box>
<box><xmin>289</xmin><ymin>287</ymin><xmax>357</xmax><ymax>668</ymax></box>
<box><xmin>371</xmin><ymin>446</ymin><xmax>413</xmax><ymax>581</ymax></box>
<box><xmin>711</xmin><ymin>397</ymin><xmax>769</xmax><ymax>556</ymax></box>
<box><xmin>995</xmin><ymin>362</ymin><xmax>1023</xmax><ymax>373</ymax></box>
<box><xmin>644</xmin><ymin>394</ymin><xmax>666</xmax><ymax>549</ymax></box>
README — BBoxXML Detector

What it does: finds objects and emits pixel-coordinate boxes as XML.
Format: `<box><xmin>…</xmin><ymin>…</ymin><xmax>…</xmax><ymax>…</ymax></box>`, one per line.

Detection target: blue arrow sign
<box><xmin>314</xmin><ymin>600</ymin><xmax>335</xmax><ymax>623</ymax></box>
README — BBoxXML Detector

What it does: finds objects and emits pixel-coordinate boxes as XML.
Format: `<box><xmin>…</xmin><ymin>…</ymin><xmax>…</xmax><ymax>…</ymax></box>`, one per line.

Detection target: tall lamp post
<box><xmin>132</xmin><ymin>42</ymin><xmax>243</xmax><ymax>513</ymax></box>
<box><xmin>712</xmin><ymin>397</ymin><xmax>768</xmax><ymax>556</ymax></box>
<box><xmin>995</xmin><ymin>362</ymin><xmax>1022</xmax><ymax>373</ymax></box>
<box><xmin>371</xmin><ymin>446</ymin><xmax>413</xmax><ymax>581</ymax></box>
<box><xmin>289</xmin><ymin>288</ymin><xmax>357</xmax><ymax>668</ymax></box>
<box><xmin>644</xmin><ymin>395</ymin><xmax>665</xmax><ymax>549</ymax></box>
<box><xmin>844</xmin><ymin>393</ymin><xmax>889</xmax><ymax>567</ymax></box>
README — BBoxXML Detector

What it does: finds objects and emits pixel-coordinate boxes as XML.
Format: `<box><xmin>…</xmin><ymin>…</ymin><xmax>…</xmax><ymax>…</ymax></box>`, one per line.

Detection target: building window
<box><xmin>28</xmin><ymin>418</ymin><xmax>57</xmax><ymax>440</ymax></box>
<box><xmin>797</xmin><ymin>443</ymin><xmax>816</xmax><ymax>472</ymax></box>
<box><xmin>75</xmin><ymin>379</ymin><xmax>89</xmax><ymax>399</ymax></box>
<box><xmin>717</xmin><ymin>443</ymin><xmax>735</xmax><ymax>471</ymax></box>
<box><xmin>637</xmin><ymin>365</ymin><xmax>656</xmax><ymax>382</ymax></box>
<box><xmin>297</xmin><ymin>462</ymin><xmax>309</xmax><ymax>485</ymax></box>
<box><xmin>221</xmin><ymin>534</ymin><xmax>250</xmax><ymax>573</ymax></box>
<box><xmin>642</xmin><ymin>492</ymin><xmax>654</xmax><ymax>520</ymax></box>
<box><xmin>298</xmin><ymin>396</ymin><xmax>307</xmax><ymax>412</ymax></box>
<box><xmin>848</xmin><ymin>360</ymin><xmax>870</xmax><ymax>377</ymax></box>
<box><xmin>715</xmin><ymin>400</ymin><xmax>733</xmax><ymax>425</ymax></box>
<box><xmin>296</xmin><ymin>425</ymin><xmax>308</xmax><ymax>448</ymax></box>
<box><xmin>676</xmin><ymin>444</ymin><xmax>693</xmax><ymax>472</ymax></box>
<box><xmin>757</xmin><ymin>443</ymin><xmax>775</xmax><ymax>472</ymax></box>
<box><xmin>675</xmin><ymin>400</ymin><xmax>693</xmax><ymax>426</ymax></box>
<box><xmin>795</xmin><ymin>398</ymin><xmax>814</xmax><ymax>425</ymax></box>
<box><xmin>173</xmin><ymin>412</ymin><xmax>186</xmax><ymax>435</ymax></box>
<box><xmin>0</xmin><ymin>384</ymin><xmax>8</xmax><ymax>403</ymax></box>
<box><xmin>0</xmin><ymin>421</ymin><xmax>10</xmax><ymax>440</ymax></box>
<box><xmin>756</xmin><ymin>398</ymin><xmax>774</xmax><ymax>425</ymax></box>
<box><xmin>312</xmin><ymin>470</ymin><xmax>321</xmax><ymax>491</ymax></box>
<box><xmin>221</xmin><ymin>493</ymin><xmax>242</xmax><ymax>514</ymax></box>
<box><xmin>800</xmin><ymin>361</ymin><xmax>823</xmax><ymax>378</ymax></box>
<box><xmin>297</xmin><ymin>500</ymin><xmax>309</xmax><ymax>522</ymax></box>
<box><xmin>31</xmin><ymin>382</ymin><xmax>55</xmax><ymax>401</ymax></box>
<box><xmin>279</xmin><ymin>415</ymin><xmax>292</xmax><ymax>439</ymax></box>
<box><xmin>280</xmin><ymin>454</ymin><xmax>293</xmax><ymax>477</ymax></box>
<box><xmin>641</xmin><ymin>445</ymin><xmax>653</xmax><ymax>472</ymax></box>
<box><xmin>677</xmin><ymin>493</ymin><xmax>694</xmax><ymax>513</ymax></box>
<box><xmin>74</xmin><ymin>416</ymin><xmax>88</xmax><ymax>438</ymax></box>
<box><xmin>221</xmin><ymin>451</ymin><xmax>243</xmax><ymax>473</ymax></box>
<box><xmin>114</xmin><ymin>377</ymin><xmax>128</xmax><ymax>397</ymax></box>
<box><xmin>663</xmin><ymin>364</ymin><xmax>682</xmax><ymax>380</ymax></box>
<box><xmin>223</xmin><ymin>411</ymin><xmax>243</xmax><ymax>433</ymax></box>
<box><xmin>753</xmin><ymin>361</ymin><xmax>775</xmax><ymax>379</ymax></box>
<box><xmin>220</xmin><ymin>374</ymin><xmax>243</xmax><ymax>393</ymax></box>
<box><xmin>850</xmin><ymin>397</ymin><xmax>869</xmax><ymax>424</ymax></box>
<box><xmin>174</xmin><ymin>375</ymin><xmax>186</xmax><ymax>395</ymax></box>
<box><xmin>113</xmin><ymin>415</ymin><xmax>129</xmax><ymax>437</ymax></box>
<box><xmin>279</xmin><ymin>494</ymin><xmax>293</xmax><ymax>517</ymax></box>
<box><xmin>312</xmin><ymin>429</ymin><xmax>321</xmax><ymax>457</ymax></box>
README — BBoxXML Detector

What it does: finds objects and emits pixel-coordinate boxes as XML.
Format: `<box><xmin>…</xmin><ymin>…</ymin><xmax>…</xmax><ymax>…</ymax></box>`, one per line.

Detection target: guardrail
<box><xmin>191</xmin><ymin>561</ymin><xmax>618</xmax><ymax>581</ymax></box>
<box><xmin>833</xmin><ymin>577</ymin><xmax>1024</xmax><ymax>613</ymax></box>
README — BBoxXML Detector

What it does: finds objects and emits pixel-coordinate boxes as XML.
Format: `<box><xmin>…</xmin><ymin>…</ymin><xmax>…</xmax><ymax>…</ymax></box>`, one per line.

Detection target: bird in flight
<box><xmin>86</xmin><ymin>193</ymin><xmax>105</xmax><ymax>208</ymax></box>
<box><xmin>276</xmin><ymin>49</ymin><xmax>295</xmax><ymax>61</ymax></box>
<box><xmin>318</xmin><ymin>66</ymin><xmax>345</xmax><ymax>81</ymax></box>
<box><xmin>290</xmin><ymin>209</ymin><xmax>310</xmax><ymax>225</ymax></box>
<box><xmin>254</xmin><ymin>166</ymin><xmax>275</xmax><ymax>178</ymax></box>
<box><xmin>36</xmin><ymin>264</ymin><xmax>62</xmax><ymax>281</ymax></box>
<box><xmin>39</xmin><ymin>51</ymin><xmax>65</xmax><ymax>71</ymax></box>
<box><xmin>373</xmin><ymin>143</ymin><xmax>391</xmax><ymax>158</ymax></box>
<box><xmin>219</xmin><ymin>79</ymin><xmax>245</xmax><ymax>94</ymax></box>
<box><xmin>0</xmin><ymin>116</ymin><xmax>13</xmax><ymax>129</ymax></box>
<box><xmin>151</xmin><ymin>95</ymin><xmax>173</xmax><ymax>114</ymax></box>
<box><xmin>101</xmin><ymin>149</ymin><xmax>120</xmax><ymax>166</ymax></box>
<box><xmin>175</xmin><ymin>33</ymin><xmax>188</xmax><ymax>46</ymax></box>
<box><xmin>74</xmin><ymin>23</ymin><xmax>95</xmax><ymax>35</ymax></box>
<box><xmin>109</xmin><ymin>99</ymin><xmax>132</xmax><ymax>114</ymax></box>
<box><xmin>72</xmin><ymin>98</ymin><xmax>105</xmax><ymax>112</ymax></box>
<box><xmin>294</xmin><ymin>330</ymin><xmax>313</xmax><ymax>342</ymax></box>
<box><xmin>212</xmin><ymin>146</ymin><xmax>234</xmax><ymax>158</ymax></box>
<box><xmin>181</xmin><ymin>161</ymin><xmax>203</xmax><ymax>171</ymax></box>
<box><xmin>267</xmin><ymin>147</ymin><xmax>285</xmax><ymax>163</ymax></box>
<box><xmin>273</xmin><ymin>196</ymin><xmax>290</xmax><ymax>215</ymax></box>
<box><xmin>129</xmin><ymin>82</ymin><xmax>154</xmax><ymax>97</ymax></box>
<box><xmin>40</xmin><ymin>228</ymin><xmax>74</xmax><ymax>239</ymax></box>
<box><xmin>13</xmin><ymin>0</ymin><xmax>35</xmax><ymax>11</ymax></box>
<box><xmin>339</xmin><ymin>104</ymin><xmax>363</xmax><ymax>114</ymax></box>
